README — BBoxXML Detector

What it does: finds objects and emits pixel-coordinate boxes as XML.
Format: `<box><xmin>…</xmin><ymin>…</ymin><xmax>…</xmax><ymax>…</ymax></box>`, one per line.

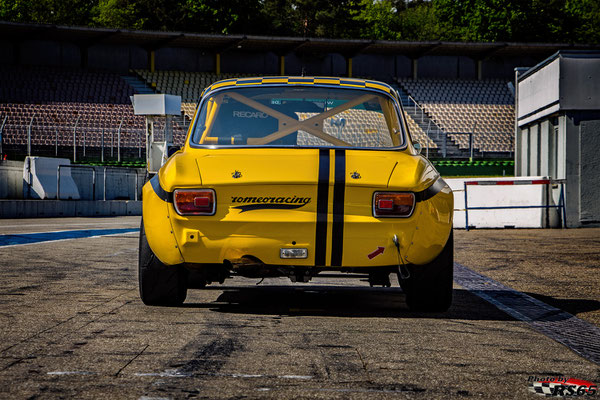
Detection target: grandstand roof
<box><xmin>1</xmin><ymin>21</ymin><xmax>599</xmax><ymax>59</ymax></box>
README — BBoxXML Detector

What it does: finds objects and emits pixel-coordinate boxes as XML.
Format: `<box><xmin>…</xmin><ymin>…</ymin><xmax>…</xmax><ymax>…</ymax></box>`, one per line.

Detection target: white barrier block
<box><xmin>446</xmin><ymin>177</ymin><xmax>548</xmax><ymax>229</ymax></box>
<box><xmin>23</xmin><ymin>157</ymin><xmax>80</xmax><ymax>200</ymax></box>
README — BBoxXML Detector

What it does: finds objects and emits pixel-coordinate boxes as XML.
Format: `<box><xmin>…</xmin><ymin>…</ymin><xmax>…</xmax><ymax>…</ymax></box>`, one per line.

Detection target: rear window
<box><xmin>190</xmin><ymin>86</ymin><xmax>405</xmax><ymax>148</ymax></box>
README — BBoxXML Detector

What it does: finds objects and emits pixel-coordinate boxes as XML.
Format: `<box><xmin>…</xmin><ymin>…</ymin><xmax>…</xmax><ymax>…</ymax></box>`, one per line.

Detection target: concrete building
<box><xmin>516</xmin><ymin>51</ymin><xmax>600</xmax><ymax>227</ymax></box>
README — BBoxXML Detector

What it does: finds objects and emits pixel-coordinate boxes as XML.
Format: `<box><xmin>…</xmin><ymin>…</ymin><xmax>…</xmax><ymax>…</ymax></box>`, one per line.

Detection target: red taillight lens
<box><xmin>174</xmin><ymin>189</ymin><xmax>216</xmax><ymax>215</ymax></box>
<box><xmin>373</xmin><ymin>192</ymin><xmax>415</xmax><ymax>217</ymax></box>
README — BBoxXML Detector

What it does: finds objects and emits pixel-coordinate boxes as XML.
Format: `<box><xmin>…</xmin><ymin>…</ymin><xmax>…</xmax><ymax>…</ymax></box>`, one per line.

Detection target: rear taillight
<box><xmin>173</xmin><ymin>189</ymin><xmax>216</xmax><ymax>215</ymax></box>
<box><xmin>373</xmin><ymin>192</ymin><xmax>415</xmax><ymax>217</ymax></box>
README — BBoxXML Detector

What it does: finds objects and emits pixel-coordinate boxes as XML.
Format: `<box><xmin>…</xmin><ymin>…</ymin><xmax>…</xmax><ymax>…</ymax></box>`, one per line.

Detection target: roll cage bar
<box><xmin>196</xmin><ymin>88</ymin><xmax>403</xmax><ymax>147</ymax></box>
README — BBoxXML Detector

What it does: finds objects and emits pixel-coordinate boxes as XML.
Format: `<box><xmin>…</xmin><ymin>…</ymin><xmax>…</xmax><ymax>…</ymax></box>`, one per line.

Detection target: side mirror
<box><xmin>412</xmin><ymin>141</ymin><xmax>422</xmax><ymax>154</ymax></box>
<box><xmin>167</xmin><ymin>145</ymin><xmax>181</xmax><ymax>158</ymax></box>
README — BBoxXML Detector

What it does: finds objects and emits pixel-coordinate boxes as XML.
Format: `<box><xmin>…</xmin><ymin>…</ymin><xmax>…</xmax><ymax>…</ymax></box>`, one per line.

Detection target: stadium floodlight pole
<box><xmin>73</xmin><ymin>115</ymin><xmax>81</xmax><ymax>162</ymax></box>
<box><xmin>27</xmin><ymin>113</ymin><xmax>36</xmax><ymax>157</ymax></box>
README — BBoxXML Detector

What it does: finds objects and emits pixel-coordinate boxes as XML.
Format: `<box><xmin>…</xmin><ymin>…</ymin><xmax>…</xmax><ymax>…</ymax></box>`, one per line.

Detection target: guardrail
<box><xmin>463</xmin><ymin>179</ymin><xmax>566</xmax><ymax>231</ymax></box>
<box><xmin>57</xmin><ymin>165</ymin><xmax>96</xmax><ymax>200</ymax></box>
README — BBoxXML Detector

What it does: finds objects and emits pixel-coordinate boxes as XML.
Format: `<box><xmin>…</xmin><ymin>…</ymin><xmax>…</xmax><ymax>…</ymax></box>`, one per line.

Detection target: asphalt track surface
<box><xmin>0</xmin><ymin>217</ymin><xmax>599</xmax><ymax>399</ymax></box>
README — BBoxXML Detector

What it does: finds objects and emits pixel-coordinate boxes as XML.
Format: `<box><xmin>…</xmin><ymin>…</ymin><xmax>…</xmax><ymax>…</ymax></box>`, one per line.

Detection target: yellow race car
<box><xmin>139</xmin><ymin>76</ymin><xmax>454</xmax><ymax>311</ymax></box>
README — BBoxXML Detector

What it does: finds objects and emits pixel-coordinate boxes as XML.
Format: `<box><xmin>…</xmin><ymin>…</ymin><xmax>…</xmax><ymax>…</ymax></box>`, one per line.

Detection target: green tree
<box><xmin>0</xmin><ymin>0</ymin><xmax>96</xmax><ymax>26</ymax></box>
<box><xmin>183</xmin><ymin>0</ymin><xmax>267</xmax><ymax>35</ymax></box>
<box><xmin>432</xmin><ymin>0</ymin><xmax>600</xmax><ymax>43</ymax></box>
<box><xmin>351</xmin><ymin>0</ymin><xmax>402</xmax><ymax>40</ymax></box>
<box><xmin>93</xmin><ymin>0</ymin><xmax>147</xmax><ymax>29</ymax></box>
<box><xmin>563</xmin><ymin>0</ymin><xmax>600</xmax><ymax>43</ymax></box>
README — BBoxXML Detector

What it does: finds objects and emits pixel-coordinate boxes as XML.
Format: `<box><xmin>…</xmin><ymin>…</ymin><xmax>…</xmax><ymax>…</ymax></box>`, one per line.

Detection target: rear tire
<box><xmin>138</xmin><ymin>219</ymin><xmax>188</xmax><ymax>306</ymax></box>
<box><xmin>399</xmin><ymin>231</ymin><xmax>453</xmax><ymax>312</ymax></box>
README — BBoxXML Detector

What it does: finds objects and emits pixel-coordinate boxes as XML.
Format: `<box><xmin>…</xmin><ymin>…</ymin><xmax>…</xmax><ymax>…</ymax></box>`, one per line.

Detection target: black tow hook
<box><xmin>393</xmin><ymin>234</ymin><xmax>410</xmax><ymax>280</ymax></box>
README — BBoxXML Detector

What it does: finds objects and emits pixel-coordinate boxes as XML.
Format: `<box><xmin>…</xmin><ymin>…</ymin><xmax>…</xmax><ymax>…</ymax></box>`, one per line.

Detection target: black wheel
<box><xmin>399</xmin><ymin>231</ymin><xmax>453</xmax><ymax>312</ymax></box>
<box><xmin>138</xmin><ymin>219</ymin><xmax>188</xmax><ymax>306</ymax></box>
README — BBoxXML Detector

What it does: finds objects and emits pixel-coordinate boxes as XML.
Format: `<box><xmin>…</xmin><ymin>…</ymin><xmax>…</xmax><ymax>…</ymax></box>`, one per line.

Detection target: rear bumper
<box><xmin>143</xmin><ymin>179</ymin><xmax>453</xmax><ymax>268</ymax></box>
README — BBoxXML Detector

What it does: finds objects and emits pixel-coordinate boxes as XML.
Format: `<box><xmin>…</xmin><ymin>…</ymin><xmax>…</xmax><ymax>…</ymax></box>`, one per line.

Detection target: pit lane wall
<box><xmin>1</xmin><ymin>160</ymin><xmax>558</xmax><ymax>225</ymax></box>
<box><xmin>446</xmin><ymin>177</ymin><xmax>561</xmax><ymax>229</ymax></box>
<box><xmin>0</xmin><ymin>159</ymin><xmax>143</xmax><ymax>218</ymax></box>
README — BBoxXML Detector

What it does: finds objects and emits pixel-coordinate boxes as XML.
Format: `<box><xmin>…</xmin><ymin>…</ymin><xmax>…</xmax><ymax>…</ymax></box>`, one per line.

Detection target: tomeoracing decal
<box><xmin>231</xmin><ymin>195</ymin><xmax>311</xmax><ymax>213</ymax></box>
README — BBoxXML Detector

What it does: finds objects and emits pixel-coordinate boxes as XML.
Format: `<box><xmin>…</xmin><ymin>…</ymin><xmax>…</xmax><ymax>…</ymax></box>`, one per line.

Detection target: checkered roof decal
<box><xmin>202</xmin><ymin>76</ymin><xmax>395</xmax><ymax>98</ymax></box>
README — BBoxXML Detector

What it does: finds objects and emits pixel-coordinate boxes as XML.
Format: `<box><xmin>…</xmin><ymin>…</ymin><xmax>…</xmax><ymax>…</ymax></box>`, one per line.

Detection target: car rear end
<box><xmin>140</xmin><ymin>77</ymin><xmax>453</xmax><ymax>310</ymax></box>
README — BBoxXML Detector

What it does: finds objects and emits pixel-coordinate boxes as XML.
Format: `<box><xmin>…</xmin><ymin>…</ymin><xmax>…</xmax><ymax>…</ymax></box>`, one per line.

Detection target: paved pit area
<box><xmin>0</xmin><ymin>217</ymin><xmax>599</xmax><ymax>399</ymax></box>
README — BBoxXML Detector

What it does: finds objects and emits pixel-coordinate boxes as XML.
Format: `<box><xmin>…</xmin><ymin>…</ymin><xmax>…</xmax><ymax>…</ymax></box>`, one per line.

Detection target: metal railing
<box><xmin>0</xmin><ymin>115</ymin><xmax>190</xmax><ymax>160</ymax></box>
<box><xmin>407</xmin><ymin>94</ymin><xmax>427</xmax><ymax>123</ymax></box>
<box><xmin>405</xmin><ymin>95</ymin><xmax>449</xmax><ymax>156</ymax></box>
<box><xmin>4</xmin><ymin>123</ymin><xmax>148</xmax><ymax>157</ymax></box>
<box><xmin>445</xmin><ymin>132</ymin><xmax>475</xmax><ymax>158</ymax></box>
<box><xmin>57</xmin><ymin>165</ymin><xmax>96</xmax><ymax>200</ymax></box>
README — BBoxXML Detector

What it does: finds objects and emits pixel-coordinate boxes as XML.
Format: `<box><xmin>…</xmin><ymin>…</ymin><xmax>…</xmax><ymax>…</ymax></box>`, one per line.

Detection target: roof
<box><xmin>202</xmin><ymin>76</ymin><xmax>396</xmax><ymax>97</ymax></box>
<box><xmin>518</xmin><ymin>50</ymin><xmax>600</xmax><ymax>82</ymax></box>
<box><xmin>2</xmin><ymin>21</ymin><xmax>599</xmax><ymax>60</ymax></box>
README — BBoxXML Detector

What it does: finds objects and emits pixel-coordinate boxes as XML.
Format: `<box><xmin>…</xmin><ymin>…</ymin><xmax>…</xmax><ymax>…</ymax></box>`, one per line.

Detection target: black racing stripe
<box><xmin>150</xmin><ymin>174</ymin><xmax>173</xmax><ymax>203</ymax></box>
<box><xmin>415</xmin><ymin>177</ymin><xmax>447</xmax><ymax>202</ymax></box>
<box><xmin>314</xmin><ymin>149</ymin><xmax>330</xmax><ymax>266</ymax></box>
<box><xmin>331</xmin><ymin>149</ymin><xmax>346</xmax><ymax>266</ymax></box>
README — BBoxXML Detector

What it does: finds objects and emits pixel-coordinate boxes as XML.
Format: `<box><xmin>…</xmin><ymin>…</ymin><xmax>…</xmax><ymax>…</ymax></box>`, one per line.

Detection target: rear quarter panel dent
<box><xmin>142</xmin><ymin>181</ymin><xmax>185</xmax><ymax>265</ymax></box>
<box><xmin>404</xmin><ymin>188</ymin><xmax>453</xmax><ymax>265</ymax></box>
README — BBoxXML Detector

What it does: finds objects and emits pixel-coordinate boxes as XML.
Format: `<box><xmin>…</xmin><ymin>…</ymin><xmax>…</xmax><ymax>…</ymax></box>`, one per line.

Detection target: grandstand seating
<box><xmin>0</xmin><ymin>66</ymin><xmax>197</xmax><ymax>151</ymax></box>
<box><xmin>0</xmin><ymin>102</ymin><xmax>143</xmax><ymax>147</ymax></box>
<box><xmin>134</xmin><ymin>70</ymin><xmax>251</xmax><ymax>103</ymax></box>
<box><xmin>134</xmin><ymin>70</ymin><xmax>251</xmax><ymax>134</ymax></box>
<box><xmin>0</xmin><ymin>65</ymin><xmax>513</xmax><ymax>158</ymax></box>
<box><xmin>397</xmin><ymin>79</ymin><xmax>514</xmax><ymax>154</ymax></box>
<box><xmin>0</xmin><ymin>66</ymin><xmax>134</xmax><ymax>104</ymax></box>
<box><xmin>135</xmin><ymin>69</ymin><xmax>436</xmax><ymax>150</ymax></box>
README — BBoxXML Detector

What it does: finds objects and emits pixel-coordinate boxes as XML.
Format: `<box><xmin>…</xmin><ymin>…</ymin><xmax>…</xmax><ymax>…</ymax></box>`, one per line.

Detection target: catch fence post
<box><xmin>73</xmin><ymin>115</ymin><xmax>81</xmax><ymax>162</ymax></box>
<box><xmin>0</xmin><ymin>115</ymin><xmax>7</xmax><ymax>159</ymax></box>
<box><xmin>103</xmin><ymin>166</ymin><xmax>107</xmax><ymax>201</ymax></box>
<box><xmin>464</xmin><ymin>181</ymin><xmax>469</xmax><ymax>231</ymax></box>
<box><xmin>27</xmin><ymin>113</ymin><xmax>36</xmax><ymax>156</ymax></box>
<box><xmin>118</xmin><ymin>116</ymin><xmax>124</xmax><ymax>163</ymax></box>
